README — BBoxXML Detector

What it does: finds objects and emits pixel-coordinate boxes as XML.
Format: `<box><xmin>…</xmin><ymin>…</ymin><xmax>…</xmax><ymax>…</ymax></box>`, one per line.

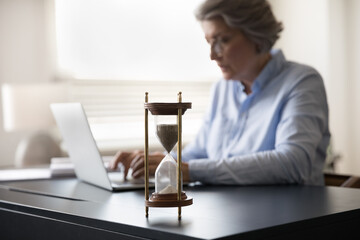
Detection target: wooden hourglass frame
<box><xmin>144</xmin><ymin>92</ymin><xmax>192</xmax><ymax>220</ymax></box>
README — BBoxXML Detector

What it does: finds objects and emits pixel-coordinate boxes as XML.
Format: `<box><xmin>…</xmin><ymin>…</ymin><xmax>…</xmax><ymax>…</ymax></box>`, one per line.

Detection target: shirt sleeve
<box><xmin>188</xmin><ymin>73</ymin><xmax>329</xmax><ymax>185</ymax></box>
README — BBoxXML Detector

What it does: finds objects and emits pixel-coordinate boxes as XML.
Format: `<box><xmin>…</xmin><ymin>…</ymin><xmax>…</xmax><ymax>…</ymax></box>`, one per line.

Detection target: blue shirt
<box><xmin>182</xmin><ymin>49</ymin><xmax>330</xmax><ymax>186</ymax></box>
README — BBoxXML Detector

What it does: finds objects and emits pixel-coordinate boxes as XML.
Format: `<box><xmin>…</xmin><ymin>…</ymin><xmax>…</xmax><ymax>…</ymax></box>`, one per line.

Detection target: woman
<box><xmin>111</xmin><ymin>0</ymin><xmax>330</xmax><ymax>186</ymax></box>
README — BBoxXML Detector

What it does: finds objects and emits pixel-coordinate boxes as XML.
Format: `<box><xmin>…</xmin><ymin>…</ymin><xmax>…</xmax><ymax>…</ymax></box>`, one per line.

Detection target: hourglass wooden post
<box><xmin>144</xmin><ymin>92</ymin><xmax>149</xmax><ymax>217</ymax></box>
<box><xmin>177</xmin><ymin>92</ymin><xmax>182</xmax><ymax>219</ymax></box>
<box><xmin>144</xmin><ymin>92</ymin><xmax>192</xmax><ymax>220</ymax></box>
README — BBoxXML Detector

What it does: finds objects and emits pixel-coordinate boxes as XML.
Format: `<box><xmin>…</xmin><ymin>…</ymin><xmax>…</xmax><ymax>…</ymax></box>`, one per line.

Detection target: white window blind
<box><xmin>67</xmin><ymin>79</ymin><xmax>213</xmax><ymax>152</ymax></box>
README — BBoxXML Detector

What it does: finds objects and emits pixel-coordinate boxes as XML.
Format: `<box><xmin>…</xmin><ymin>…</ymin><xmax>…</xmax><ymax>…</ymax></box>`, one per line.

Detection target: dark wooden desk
<box><xmin>1</xmin><ymin>179</ymin><xmax>360</xmax><ymax>239</ymax></box>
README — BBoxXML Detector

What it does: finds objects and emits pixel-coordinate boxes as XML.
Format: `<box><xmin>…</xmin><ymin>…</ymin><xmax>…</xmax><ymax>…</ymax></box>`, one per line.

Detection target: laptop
<box><xmin>50</xmin><ymin>102</ymin><xmax>151</xmax><ymax>191</ymax></box>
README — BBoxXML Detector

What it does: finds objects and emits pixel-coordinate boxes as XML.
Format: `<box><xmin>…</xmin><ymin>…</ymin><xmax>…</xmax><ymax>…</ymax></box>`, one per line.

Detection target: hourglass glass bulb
<box><xmin>155</xmin><ymin>115</ymin><xmax>178</xmax><ymax>153</ymax></box>
<box><xmin>156</xmin><ymin>124</ymin><xmax>178</xmax><ymax>152</ymax></box>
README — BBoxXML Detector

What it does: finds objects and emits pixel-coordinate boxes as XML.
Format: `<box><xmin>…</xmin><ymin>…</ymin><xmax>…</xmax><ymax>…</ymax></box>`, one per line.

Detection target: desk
<box><xmin>1</xmin><ymin>179</ymin><xmax>360</xmax><ymax>239</ymax></box>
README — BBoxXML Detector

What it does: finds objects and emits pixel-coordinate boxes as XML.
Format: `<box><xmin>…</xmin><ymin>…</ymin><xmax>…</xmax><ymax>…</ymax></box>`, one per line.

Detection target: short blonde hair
<box><xmin>195</xmin><ymin>0</ymin><xmax>283</xmax><ymax>53</ymax></box>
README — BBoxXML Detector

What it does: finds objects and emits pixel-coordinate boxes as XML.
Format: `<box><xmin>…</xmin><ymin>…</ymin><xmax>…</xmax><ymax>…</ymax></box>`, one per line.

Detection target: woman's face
<box><xmin>201</xmin><ymin>18</ymin><xmax>258</xmax><ymax>81</ymax></box>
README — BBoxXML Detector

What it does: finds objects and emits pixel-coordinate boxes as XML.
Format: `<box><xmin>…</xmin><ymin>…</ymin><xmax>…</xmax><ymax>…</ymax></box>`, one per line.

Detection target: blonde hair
<box><xmin>195</xmin><ymin>0</ymin><xmax>283</xmax><ymax>53</ymax></box>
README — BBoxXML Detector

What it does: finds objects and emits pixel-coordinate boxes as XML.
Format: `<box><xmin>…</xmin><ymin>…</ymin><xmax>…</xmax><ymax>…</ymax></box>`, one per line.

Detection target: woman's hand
<box><xmin>110</xmin><ymin>150</ymin><xmax>190</xmax><ymax>182</ymax></box>
<box><xmin>129</xmin><ymin>151</ymin><xmax>164</xmax><ymax>178</ymax></box>
<box><xmin>110</xmin><ymin>150</ymin><xmax>164</xmax><ymax>180</ymax></box>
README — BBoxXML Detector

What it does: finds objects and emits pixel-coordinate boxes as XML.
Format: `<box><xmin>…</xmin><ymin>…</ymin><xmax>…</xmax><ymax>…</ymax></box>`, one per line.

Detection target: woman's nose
<box><xmin>210</xmin><ymin>48</ymin><xmax>217</xmax><ymax>60</ymax></box>
<box><xmin>210</xmin><ymin>43</ymin><xmax>222</xmax><ymax>60</ymax></box>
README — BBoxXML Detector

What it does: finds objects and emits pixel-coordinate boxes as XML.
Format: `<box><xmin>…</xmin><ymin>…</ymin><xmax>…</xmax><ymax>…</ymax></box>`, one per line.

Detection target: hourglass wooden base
<box><xmin>145</xmin><ymin>192</ymin><xmax>193</xmax><ymax>208</ymax></box>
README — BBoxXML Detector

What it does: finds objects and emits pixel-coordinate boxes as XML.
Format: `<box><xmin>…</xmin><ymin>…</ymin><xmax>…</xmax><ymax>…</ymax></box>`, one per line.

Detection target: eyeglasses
<box><xmin>208</xmin><ymin>33</ymin><xmax>237</xmax><ymax>57</ymax></box>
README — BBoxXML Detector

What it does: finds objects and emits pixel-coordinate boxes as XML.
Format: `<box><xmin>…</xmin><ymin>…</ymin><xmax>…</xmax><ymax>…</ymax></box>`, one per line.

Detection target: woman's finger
<box><xmin>110</xmin><ymin>151</ymin><xmax>127</xmax><ymax>170</ymax></box>
<box><xmin>132</xmin><ymin>164</ymin><xmax>158</xmax><ymax>178</ymax></box>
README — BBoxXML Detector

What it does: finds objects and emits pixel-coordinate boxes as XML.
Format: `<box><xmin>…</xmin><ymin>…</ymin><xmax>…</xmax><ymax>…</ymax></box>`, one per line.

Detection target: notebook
<box><xmin>50</xmin><ymin>102</ymin><xmax>151</xmax><ymax>191</ymax></box>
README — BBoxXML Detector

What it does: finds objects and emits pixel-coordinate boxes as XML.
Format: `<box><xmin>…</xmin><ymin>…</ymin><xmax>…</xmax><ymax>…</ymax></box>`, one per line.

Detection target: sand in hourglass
<box><xmin>156</xmin><ymin>124</ymin><xmax>178</xmax><ymax>152</ymax></box>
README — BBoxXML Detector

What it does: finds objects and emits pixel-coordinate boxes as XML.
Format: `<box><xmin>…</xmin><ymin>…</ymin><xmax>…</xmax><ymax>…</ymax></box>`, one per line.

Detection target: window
<box><xmin>54</xmin><ymin>0</ymin><xmax>218</xmax><ymax>151</ymax></box>
<box><xmin>55</xmin><ymin>0</ymin><xmax>218</xmax><ymax>81</ymax></box>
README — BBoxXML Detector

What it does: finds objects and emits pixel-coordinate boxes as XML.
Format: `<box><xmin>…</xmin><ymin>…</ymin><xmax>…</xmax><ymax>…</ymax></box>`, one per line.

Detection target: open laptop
<box><xmin>50</xmin><ymin>102</ymin><xmax>151</xmax><ymax>191</ymax></box>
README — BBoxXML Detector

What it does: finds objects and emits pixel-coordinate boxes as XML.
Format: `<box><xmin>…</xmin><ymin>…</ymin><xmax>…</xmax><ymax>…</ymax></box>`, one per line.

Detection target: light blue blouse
<box><xmin>182</xmin><ymin>49</ymin><xmax>330</xmax><ymax>186</ymax></box>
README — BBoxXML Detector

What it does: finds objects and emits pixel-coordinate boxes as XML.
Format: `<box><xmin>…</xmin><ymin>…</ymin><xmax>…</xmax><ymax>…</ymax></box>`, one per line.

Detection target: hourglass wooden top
<box><xmin>144</xmin><ymin>102</ymin><xmax>192</xmax><ymax>115</ymax></box>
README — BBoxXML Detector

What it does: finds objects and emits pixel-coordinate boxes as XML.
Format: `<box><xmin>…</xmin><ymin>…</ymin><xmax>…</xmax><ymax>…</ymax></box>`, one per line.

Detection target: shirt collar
<box><xmin>251</xmin><ymin>49</ymin><xmax>286</xmax><ymax>93</ymax></box>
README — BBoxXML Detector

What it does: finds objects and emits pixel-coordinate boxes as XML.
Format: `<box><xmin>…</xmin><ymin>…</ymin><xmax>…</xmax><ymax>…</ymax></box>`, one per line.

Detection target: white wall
<box><xmin>0</xmin><ymin>0</ymin><xmax>55</xmax><ymax>167</ymax></box>
<box><xmin>327</xmin><ymin>0</ymin><xmax>351</xmax><ymax>174</ymax></box>
<box><xmin>270</xmin><ymin>0</ymin><xmax>329</xmax><ymax>81</ymax></box>
<box><xmin>346</xmin><ymin>0</ymin><xmax>360</xmax><ymax>174</ymax></box>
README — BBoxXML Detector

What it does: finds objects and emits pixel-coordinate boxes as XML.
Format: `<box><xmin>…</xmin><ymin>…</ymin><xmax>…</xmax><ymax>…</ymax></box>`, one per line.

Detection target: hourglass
<box><xmin>144</xmin><ymin>92</ymin><xmax>192</xmax><ymax>220</ymax></box>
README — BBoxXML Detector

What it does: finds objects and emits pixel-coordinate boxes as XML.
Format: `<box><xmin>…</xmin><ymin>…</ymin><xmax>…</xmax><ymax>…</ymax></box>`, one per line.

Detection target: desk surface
<box><xmin>1</xmin><ymin>178</ymin><xmax>360</xmax><ymax>239</ymax></box>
